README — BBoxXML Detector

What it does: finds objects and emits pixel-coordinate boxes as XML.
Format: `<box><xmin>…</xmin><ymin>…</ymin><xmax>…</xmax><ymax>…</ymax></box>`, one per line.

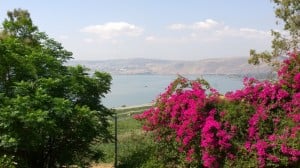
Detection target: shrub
<box><xmin>135</xmin><ymin>52</ymin><xmax>300</xmax><ymax>167</ymax></box>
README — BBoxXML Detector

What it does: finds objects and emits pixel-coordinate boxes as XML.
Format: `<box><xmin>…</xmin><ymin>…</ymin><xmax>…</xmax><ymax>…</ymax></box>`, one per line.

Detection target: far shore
<box><xmin>113</xmin><ymin>103</ymin><xmax>153</xmax><ymax>110</ymax></box>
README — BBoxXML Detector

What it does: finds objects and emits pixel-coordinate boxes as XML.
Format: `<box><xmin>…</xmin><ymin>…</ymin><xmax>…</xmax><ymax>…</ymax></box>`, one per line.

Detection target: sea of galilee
<box><xmin>103</xmin><ymin>74</ymin><xmax>244</xmax><ymax>108</ymax></box>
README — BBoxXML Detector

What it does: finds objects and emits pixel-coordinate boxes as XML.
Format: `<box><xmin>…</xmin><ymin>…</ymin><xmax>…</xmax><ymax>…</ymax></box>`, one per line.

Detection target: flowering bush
<box><xmin>135</xmin><ymin>53</ymin><xmax>300</xmax><ymax>167</ymax></box>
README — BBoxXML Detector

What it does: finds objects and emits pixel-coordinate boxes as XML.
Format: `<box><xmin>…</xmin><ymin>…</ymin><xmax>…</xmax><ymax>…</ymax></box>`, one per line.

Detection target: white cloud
<box><xmin>216</xmin><ymin>26</ymin><xmax>271</xmax><ymax>39</ymax></box>
<box><xmin>81</xmin><ymin>22</ymin><xmax>143</xmax><ymax>39</ymax></box>
<box><xmin>167</xmin><ymin>19</ymin><xmax>271</xmax><ymax>40</ymax></box>
<box><xmin>73</xmin><ymin>19</ymin><xmax>272</xmax><ymax>60</ymax></box>
<box><xmin>168</xmin><ymin>24</ymin><xmax>187</xmax><ymax>30</ymax></box>
<box><xmin>192</xmin><ymin>19</ymin><xmax>219</xmax><ymax>30</ymax></box>
<box><xmin>239</xmin><ymin>28</ymin><xmax>270</xmax><ymax>38</ymax></box>
<box><xmin>145</xmin><ymin>36</ymin><xmax>156</xmax><ymax>41</ymax></box>
<box><xmin>168</xmin><ymin>19</ymin><xmax>220</xmax><ymax>31</ymax></box>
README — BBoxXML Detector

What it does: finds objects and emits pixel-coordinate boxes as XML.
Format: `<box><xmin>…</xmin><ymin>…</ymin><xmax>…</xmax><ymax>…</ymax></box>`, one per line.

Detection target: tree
<box><xmin>0</xmin><ymin>9</ymin><xmax>113</xmax><ymax>167</ymax></box>
<box><xmin>248</xmin><ymin>0</ymin><xmax>299</xmax><ymax>67</ymax></box>
<box><xmin>2</xmin><ymin>8</ymin><xmax>38</xmax><ymax>45</ymax></box>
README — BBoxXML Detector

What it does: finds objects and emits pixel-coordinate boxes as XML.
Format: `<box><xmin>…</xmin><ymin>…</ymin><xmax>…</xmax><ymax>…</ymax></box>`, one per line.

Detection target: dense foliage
<box><xmin>249</xmin><ymin>0</ymin><xmax>299</xmax><ymax>67</ymax></box>
<box><xmin>135</xmin><ymin>52</ymin><xmax>300</xmax><ymax>167</ymax></box>
<box><xmin>0</xmin><ymin>9</ymin><xmax>113</xmax><ymax>167</ymax></box>
<box><xmin>136</xmin><ymin>1</ymin><xmax>300</xmax><ymax>167</ymax></box>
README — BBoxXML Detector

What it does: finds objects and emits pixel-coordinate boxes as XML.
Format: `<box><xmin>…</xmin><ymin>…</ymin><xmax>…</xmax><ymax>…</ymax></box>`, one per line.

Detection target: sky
<box><xmin>0</xmin><ymin>0</ymin><xmax>279</xmax><ymax>60</ymax></box>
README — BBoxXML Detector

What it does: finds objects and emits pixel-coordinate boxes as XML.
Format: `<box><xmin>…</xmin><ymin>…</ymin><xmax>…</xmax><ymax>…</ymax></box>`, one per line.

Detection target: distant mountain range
<box><xmin>66</xmin><ymin>57</ymin><xmax>272</xmax><ymax>76</ymax></box>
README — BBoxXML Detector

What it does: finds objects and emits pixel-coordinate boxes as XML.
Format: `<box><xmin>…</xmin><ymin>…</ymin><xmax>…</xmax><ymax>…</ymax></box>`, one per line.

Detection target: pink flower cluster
<box><xmin>135</xmin><ymin>52</ymin><xmax>300</xmax><ymax>167</ymax></box>
<box><xmin>135</xmin><ymin>78</ymin><xmax>235</xmax><ymax>167</ymax></box>
<box><xmin>226</xmin><ymin>52</ymin><xmax>300</xmax><ymax>167</ymax></box>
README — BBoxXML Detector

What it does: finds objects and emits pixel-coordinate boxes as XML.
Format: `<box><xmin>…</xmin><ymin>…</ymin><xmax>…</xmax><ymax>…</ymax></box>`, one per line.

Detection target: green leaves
<box><xmin>0</xmin><ymin>9</ymin><xmax>113</xmax><ymax>167</ymax></box>
<box><xmin>249</xmin><ymin>0</ymin><xmax>299</xmax><ymax>68</ymax></box>
<box><xmin>3</xmin><ymin>9</ymin><xmax>39</xmax><ymax>45</ymax></box>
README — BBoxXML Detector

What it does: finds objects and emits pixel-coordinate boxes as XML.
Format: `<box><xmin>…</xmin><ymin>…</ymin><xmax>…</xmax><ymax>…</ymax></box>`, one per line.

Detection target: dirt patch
<box><xmin>91</xmin><ymin>163</ymin><xmax>113</xmax><ymax>168</ymax></box>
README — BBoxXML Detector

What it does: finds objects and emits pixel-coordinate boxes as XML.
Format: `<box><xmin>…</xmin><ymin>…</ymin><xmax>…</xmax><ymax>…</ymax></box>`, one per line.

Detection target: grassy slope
<box><xmin>94</xmin><ymin>105</ymin><xmax>155</xmax><ymax>167</ymax></box>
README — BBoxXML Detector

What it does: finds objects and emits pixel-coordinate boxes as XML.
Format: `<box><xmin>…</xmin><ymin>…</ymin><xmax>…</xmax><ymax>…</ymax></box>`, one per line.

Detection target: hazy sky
<box><xmin>0</xmin><ymin>0</ymin><xmax>279</xmax><ymax>60</ymax></box>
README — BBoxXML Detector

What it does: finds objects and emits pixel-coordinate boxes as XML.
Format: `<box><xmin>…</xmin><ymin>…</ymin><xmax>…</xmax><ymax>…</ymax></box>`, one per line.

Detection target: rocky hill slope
<box><xmin>67</xmin><ymin>57</ymin><xmax>271</xmax><ymax>75</ymax></box>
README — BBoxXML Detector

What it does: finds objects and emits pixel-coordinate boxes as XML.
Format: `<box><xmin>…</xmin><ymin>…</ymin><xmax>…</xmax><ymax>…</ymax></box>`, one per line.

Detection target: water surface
<box><xmin>103</xmin><ymin>74</ymin><xmax>244</xmax><ymax>108</ymax></box>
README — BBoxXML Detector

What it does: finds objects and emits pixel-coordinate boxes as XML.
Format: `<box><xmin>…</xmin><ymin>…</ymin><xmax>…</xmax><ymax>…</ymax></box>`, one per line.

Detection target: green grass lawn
<box><xmin>93</xmin><ymin>105</ymin><xmax>158</xmax><ymax>167</ymax></box>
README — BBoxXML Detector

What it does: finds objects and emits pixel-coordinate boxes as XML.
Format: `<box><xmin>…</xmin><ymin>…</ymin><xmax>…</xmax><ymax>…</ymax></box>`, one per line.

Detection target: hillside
<box><xmin>67</xmin><ymin>57</ymin><xmax>271</xmax><ymax>75</ymax></box>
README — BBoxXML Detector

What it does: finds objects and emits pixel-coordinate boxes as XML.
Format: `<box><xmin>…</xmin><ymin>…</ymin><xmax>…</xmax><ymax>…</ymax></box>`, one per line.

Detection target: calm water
<box><xmin>102</xmin><ymin>75</ymin><xmax>244</xmax><ymax>108</ymax></box>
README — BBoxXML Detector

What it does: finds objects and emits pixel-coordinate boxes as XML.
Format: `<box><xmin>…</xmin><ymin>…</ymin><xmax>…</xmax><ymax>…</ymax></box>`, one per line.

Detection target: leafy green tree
<box><xmin>0</xmin><ymin>9</ymin><xmax>113</xmax><ymax>167</ymax></box>
<box><xmin>249</xmin><ymin>0</ymin><xmax>299</xmax><ymax>67</ymax></box>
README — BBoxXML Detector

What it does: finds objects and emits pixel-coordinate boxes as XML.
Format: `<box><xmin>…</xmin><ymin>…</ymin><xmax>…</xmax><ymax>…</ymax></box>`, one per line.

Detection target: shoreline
<box><xmin>113</xmin><ymin>103</ymin><xmax>153</xmax><ymax>110</ymax></box>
